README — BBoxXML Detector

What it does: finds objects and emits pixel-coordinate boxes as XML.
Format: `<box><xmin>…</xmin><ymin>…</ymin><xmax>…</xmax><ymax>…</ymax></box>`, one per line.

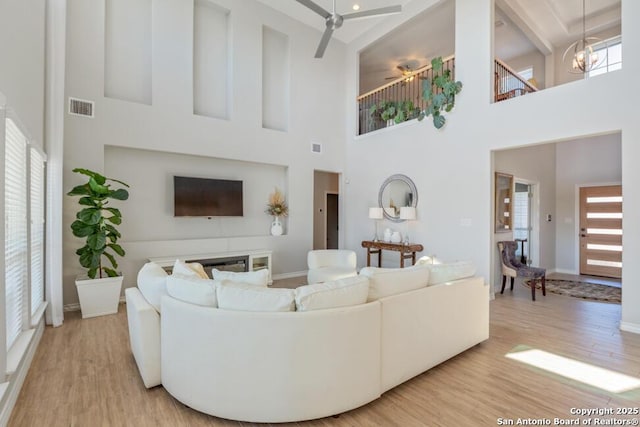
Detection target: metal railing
<box><xmin>356</xmin><ymin>55</ymin><xmax>455</xmax><ymax>136</ymax></box>
<box><xmin>356</xmin><ymin>56</ymin><xmax>538</xmax><ymax>136</ymax></box>
<box><xmin>494</xmin><ymin>58</ymin><xmax>538</xmax><ymax>103</ymax></box>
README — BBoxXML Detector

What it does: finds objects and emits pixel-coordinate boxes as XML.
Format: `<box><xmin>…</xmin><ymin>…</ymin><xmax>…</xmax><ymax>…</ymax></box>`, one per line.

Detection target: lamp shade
<box><xmin>399</xmin><ymin>206</ymin><xmax>416</xmax><ymax>220</ymax></box>
<box><xmin>369</xmin><ymin>207</ymin><xmax>383</xmax><ymax>219</ymax></box>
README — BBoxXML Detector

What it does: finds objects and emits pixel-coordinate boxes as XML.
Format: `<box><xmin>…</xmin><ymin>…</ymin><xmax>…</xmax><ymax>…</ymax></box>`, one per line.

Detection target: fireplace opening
<box><xmin>187</xmin><ymin>255</ymin><xmax>249</xmax><ymax>278</ymax></box>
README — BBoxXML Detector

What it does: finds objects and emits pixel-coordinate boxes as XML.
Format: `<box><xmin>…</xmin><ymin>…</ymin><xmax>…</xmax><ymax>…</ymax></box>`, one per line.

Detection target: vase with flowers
<box><xmin>265</xmin><ymin>187</ymin><xmax>288</xmax><ymax>236</ymax></box>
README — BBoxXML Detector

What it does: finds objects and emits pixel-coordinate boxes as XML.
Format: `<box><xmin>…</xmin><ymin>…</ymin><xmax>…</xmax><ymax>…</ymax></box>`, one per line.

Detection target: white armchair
<box><xmin>307</xmin><ymin>250</ymin><xmax>357</xmax><ymax>285</ymax></box>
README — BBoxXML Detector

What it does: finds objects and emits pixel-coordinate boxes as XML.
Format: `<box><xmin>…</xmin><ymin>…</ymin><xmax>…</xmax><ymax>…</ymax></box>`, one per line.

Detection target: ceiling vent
<box><xmin>311</xmin><ymin>142</ymin><xmax>322</xmax><ymax>154</ymax></box>
<box><xmin>68</xmin><ymin>97</ymin><xmax>94</xmax><ymax>118</ymax></box>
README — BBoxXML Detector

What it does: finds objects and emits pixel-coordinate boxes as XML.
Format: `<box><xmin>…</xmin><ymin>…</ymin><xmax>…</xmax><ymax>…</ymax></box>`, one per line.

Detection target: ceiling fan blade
<box><xmin>295</xmin><ymin>0</ymin><xmax>331</xmax><ymax>19</ymax></box>
<box><xmin>315</xmin><ymin>26</ymin><xmax>334</xmax><ymax>58</ymax></box>
<box><xmin>342</xmin><ymin>5</ymin><xmax>401</xmax><ymax>21</ymax></box>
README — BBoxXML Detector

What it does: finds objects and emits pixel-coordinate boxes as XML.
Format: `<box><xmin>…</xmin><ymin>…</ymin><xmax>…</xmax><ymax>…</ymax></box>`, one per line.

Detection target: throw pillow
<box><xmin>216</xmin><ymin>281</ymin><xmax>295</xmax><ymax>312</ymax></box>
<box><xmin>137</xmin><ymin>262</ymin><xmax>169</xmax><ymax>313</ymax></box>
<box><xmin>166</xmin><ymin>274</ymin><xmax>218</xmax><ymax>307</ymax></box>
<box><xmin>172</xmin><ymin>259</ymin><xmax>209</xmax><ymax>279</ymax></box>
<box><xmin>295</xmin><ymin>275</ymin><xmax>369</xmax><ymax>311</ymax></box>
<box><xmin>211</xmin><ymin>268</ymin><xmax>269</xmax><ymax>287</ymax></box>
<box><xmin>359</xmin><ymin>264</ymin><xmax>430</xmax><ymax>301</ymax></box>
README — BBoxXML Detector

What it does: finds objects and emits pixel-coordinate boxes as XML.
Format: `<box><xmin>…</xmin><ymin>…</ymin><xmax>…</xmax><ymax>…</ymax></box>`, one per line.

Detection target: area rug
<box><xmin>523</xmin><ymin>279</ymin><xmax>621</xmax><ymax>304</ymax></box>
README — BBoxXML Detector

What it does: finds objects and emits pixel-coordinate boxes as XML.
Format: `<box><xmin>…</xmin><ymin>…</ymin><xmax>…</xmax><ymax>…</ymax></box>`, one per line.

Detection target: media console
<box><xmin>148</xmin><ymin>250</ymin><xmax>273</xmax><ymax>285</ymax></box>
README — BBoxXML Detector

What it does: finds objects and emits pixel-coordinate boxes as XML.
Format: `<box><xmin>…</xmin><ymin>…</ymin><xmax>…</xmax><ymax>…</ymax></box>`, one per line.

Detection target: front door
<box><xmin>579</xmin><ymin>185</ymin><xmax>622</xmax><ymax>278</ymax></box>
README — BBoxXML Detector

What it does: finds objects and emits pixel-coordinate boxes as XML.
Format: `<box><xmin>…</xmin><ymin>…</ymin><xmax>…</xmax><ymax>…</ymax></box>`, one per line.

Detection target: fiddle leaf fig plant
<box><xmin>67</xmin><ymin>168</ymin><xmax>130</xmax><ymax>279</ymax></box>
<box><xmin>418</xmin><ymin>56</ymin><xmax>463</xmax><ymax>129</ymax></box>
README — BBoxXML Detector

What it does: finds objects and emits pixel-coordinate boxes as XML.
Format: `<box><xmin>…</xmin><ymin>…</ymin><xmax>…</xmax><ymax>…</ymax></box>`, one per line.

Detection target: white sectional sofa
<box><xmin>125</xmin><ymin>260</ymin><xmax>489</xmax><ymax>423</ymax></box>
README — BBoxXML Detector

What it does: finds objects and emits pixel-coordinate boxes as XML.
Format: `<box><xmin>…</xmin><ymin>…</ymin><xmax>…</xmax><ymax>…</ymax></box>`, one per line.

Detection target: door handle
<box><xmin>581</xmin><ymin>234</ymin><xmax>586</xmax><ymax>237</ymax></box>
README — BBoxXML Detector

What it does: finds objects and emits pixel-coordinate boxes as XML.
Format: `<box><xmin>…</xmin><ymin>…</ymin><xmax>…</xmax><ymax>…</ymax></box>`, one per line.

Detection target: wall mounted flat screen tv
<box><xmin>174</xmin><ymin>176</ymin><xmax>243</xmax><ymax>217</ymax></box>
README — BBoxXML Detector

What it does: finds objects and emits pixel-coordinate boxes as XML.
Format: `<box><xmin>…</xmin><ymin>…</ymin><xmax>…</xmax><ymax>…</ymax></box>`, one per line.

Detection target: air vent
<box><xmin>68</xmin><ymin>97</ymin><xmax>94</xmax><ymax>118</ymax></box>
<box><xmin>311</xmin><ymin>142</ymin><xmax>322</xmax><ymax>154</ymax></box>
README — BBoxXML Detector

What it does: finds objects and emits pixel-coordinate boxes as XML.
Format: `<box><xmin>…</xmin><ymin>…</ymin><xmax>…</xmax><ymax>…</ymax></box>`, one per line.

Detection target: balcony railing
<box><xmin>357</xmin><ymin>55</ymin><xmax>455</xmax><ymax>136</ymax></box>
<box><xmin>356</xmin><ymin>56</ymin><xmax>538</xmax><ymax>136</ymax></box>
<box><xmin>494</xmin><ymin>58</ymin><xmax>538</xmax><ymax>102</ymax></box>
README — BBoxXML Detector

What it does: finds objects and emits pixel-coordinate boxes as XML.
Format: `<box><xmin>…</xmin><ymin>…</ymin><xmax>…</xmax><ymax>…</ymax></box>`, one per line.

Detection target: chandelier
<box><xmin>562</xmin><ymin>0</ymin><xmax>606</xmax><ymax>74</ymax></box>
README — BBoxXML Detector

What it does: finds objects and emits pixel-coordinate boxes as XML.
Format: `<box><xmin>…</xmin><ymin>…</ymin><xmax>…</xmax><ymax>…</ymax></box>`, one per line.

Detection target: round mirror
<box><xmin>378</xmin><ymin>174</ymin><xmax>418</xmax><ymax>222</ymax></box>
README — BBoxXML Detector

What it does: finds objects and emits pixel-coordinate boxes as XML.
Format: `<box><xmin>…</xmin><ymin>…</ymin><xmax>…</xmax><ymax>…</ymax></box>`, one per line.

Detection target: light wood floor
<box><xmin>9</xmin><ymin>276</ymin><xmax>640</xmax><ymax>426</ymax></box>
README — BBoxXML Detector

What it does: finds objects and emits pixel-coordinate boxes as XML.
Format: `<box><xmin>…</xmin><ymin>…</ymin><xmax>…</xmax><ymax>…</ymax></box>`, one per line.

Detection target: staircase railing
<box><xmin>494</xmin><ymin>58</ymin><xmax>538</xmax><ymax>102</ymax></box>
<box><xmin>356</xmin><ymin>56</ymin><xmax>538</xmax><ymax>136</ymax></box>
<box><xmin>356</xmin><ymin>55</ymin><xmax>455</xmax><ymax>136</ymax></box>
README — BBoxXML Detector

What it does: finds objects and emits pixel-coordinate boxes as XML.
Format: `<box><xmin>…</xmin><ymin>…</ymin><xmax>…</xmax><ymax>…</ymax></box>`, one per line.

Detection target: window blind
<box><xmin>5</xmin><ymin>118</ymin><xmax>28</xmax><ymax>349</ymax></box>
<box><xmin>30</xmin><ymin>147</ymin><xmax>45</xmax><ymax>317</ymax></box>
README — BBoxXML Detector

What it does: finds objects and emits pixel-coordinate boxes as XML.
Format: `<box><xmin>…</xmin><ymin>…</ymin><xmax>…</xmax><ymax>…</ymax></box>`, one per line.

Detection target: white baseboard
<box><xmin>64</xmin><ymin>295</ymin><xmax>126</xmax><ymax>312</ymax></box>
<box><xmin>0</xmin><ymin>320</ymin><xmax>45</xmax><ymax>426</ymax></box>
<box><xmin>272</xmin><ymin>271</ymin><xmax>307</xmax><ymax>281</ymax></box>
<box><xmin>620</xmin><ymin>322</ymin><xmax>640</xmax><ymax>335</ymax></box>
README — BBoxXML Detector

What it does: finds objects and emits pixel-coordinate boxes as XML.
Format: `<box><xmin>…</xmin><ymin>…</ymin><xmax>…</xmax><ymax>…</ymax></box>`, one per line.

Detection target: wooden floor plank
<box><xmin>9</xmin><ymin>274</ymin><xmax>640</xmax><ymax>426</ymax></box>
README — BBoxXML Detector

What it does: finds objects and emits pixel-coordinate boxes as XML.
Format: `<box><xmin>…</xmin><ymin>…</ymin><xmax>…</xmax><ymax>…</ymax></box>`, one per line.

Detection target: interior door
<box><xmin>579</xmin><ymin>185</ymin><xmax>622</xmax><ymax>278</ymax></box>
<box><xmin>326</xmin><ymin>193</ymin><xmax>339</xmax><ymax>249</ymax></box>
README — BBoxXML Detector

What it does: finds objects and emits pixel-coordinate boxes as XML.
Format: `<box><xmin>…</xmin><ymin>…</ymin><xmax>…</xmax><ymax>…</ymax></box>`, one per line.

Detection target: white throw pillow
<box><xmin>211</xmin><ymin>268</ymin><xmax>269</xmax><ymax>287</ymax></box>
<box><xmin>295</xmin><ymin>275</ymin><xmax>370</xmax><ymax>311</ymax></box>
<box><xmin>217</xmin><ymin>281</ymin><xmax>295</xmax><ymax>312</ymax></box>
<box><xmin>173</xmin><ymin>259</ymin><xmax>209</xmax><ymax>279</ymax></box>
<box><xmin>166</xmin><ymin>274</ymin><xmax>218</xmax><ymax>307</ymax></box>
<box><xmin>426</xmin><ymin>261</ymin><xmax>476</xmax><ymax>285</ymax></box>
<box><xmin>137</xmin><ymin>262</ymin><xmax>168</xmax><ymax>313</ymax></box>
<box><xmin>359</xmin><ymin>264</ymin><xmax>430</xmax><ymax>301</ymax></box>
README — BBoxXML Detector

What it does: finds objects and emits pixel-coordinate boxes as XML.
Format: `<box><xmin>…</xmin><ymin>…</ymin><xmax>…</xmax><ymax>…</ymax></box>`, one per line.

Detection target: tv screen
<box><xmin>174</xmin><ymin>176</ymin><xmax>243</xmax><ymax>217</ymax></box>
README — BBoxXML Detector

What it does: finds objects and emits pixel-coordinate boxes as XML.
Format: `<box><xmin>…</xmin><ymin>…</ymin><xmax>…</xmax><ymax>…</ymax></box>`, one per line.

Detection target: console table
<box><xmin>361</xmin><ymin>241</ymin><xmax>424</xmax><ymax>268</ymax></box>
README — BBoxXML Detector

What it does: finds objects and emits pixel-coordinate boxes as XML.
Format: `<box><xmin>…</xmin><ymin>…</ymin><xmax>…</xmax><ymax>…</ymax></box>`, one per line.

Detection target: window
<box><xmin>588</xmin><ymin>36</ymin><xmax>622</xmax><ymax>77</ymax></box>
<box><xmin>30</xmin><ymin>148</ymin><xmax>46</xmax><ymax>318</ymax></box>
<box><xmin>5</xmin><ymin>118</ymin><xmax>28</xmax><ymax>350</ymax></box>
<box><xmin>3</xmin><ymin>114</ymin><xmax>46</xmax><ymax>354</ymax></box>
<box><xmin>518</xmin><ymin>67</ymin><xmax>533</xmax><ymax>81</ymax></box>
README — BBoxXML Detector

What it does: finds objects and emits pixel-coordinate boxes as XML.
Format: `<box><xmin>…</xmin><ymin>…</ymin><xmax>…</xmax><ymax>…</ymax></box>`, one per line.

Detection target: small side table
<box><xmin>361</xmin><ymin>240</ymin><xmax>424</xmax><ymax>268</ymax></box>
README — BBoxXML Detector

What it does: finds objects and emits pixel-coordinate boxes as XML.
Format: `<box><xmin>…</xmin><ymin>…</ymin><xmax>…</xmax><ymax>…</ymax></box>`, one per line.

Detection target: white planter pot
<box><xmin>75</xmin><ymin>275</ymin><xmax>123</xmax><ymax>319</ymax></box>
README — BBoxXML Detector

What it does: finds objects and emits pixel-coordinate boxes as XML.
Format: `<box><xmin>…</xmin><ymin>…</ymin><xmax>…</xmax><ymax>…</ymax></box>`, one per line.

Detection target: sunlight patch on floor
<box><xmin>505</xmin><ymin>348</ymin><xmax>640</xmax><ymax>394</ymax></box>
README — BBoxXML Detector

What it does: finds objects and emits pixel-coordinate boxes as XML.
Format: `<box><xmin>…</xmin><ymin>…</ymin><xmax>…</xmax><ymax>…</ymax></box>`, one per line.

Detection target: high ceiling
<box><xmin>258</xmin><ymin>0</ymin><xmax>621</xmax><ymax>93</ymax></box>
<box><xmin>254</xmin><ymin>0</ymin><xmax>414</xmax><ymax>43</ymax></box>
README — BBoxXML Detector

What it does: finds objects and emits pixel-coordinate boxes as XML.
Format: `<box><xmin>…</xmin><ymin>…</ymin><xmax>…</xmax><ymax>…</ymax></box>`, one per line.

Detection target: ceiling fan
<box><xmin>296</xmin><ymin>0</ymin><xmax>402</xmax><ymax>58</ymax></box>
<box><xmin>386</xmin><ymin>64</ymin><xmax>417</xmax><ymax>84</ymax></box>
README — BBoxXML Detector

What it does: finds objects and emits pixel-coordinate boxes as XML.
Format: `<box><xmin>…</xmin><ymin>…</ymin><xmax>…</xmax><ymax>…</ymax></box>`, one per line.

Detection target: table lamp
<box><xmin>369</xmin><ymin>207</ymin><xmax>383</xmax><ymax>242</ymax></box>
<box><xmin>399</xmin><ymin>206</ymin><xmax>416</xmax><ymax>245</ymax></box>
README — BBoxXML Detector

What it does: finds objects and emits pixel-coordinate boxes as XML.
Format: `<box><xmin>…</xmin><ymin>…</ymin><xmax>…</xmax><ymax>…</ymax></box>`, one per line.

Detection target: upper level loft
<box><xmin>357</xmin><ymin>0</ymin><xmax>622</xmax><ymax>136</ymax></box>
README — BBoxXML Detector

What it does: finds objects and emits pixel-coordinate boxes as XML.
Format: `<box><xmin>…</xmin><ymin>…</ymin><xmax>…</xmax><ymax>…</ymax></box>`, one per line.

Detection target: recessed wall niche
<box><xmin>193</xmin><ymin>1</ymin><xmax>231</xmax><ymax>119</ymax></box>
<box><xmin>104</xmin><ymin>146</ymin><xmax>288</xmax><ymax>241</ymax></box>
<box><xmin>262</xmin><ymin>26</ymin><xmax>290</xmax><ymax>132</ymax></box>
<box><xmin>104</xmin><ymin>0</ymin><xmax>152</xmax><ymax>105</ymax></box>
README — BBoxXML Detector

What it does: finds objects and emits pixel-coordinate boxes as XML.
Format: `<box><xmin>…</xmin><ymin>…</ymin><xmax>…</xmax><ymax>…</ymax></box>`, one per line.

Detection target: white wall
<box><xmin>345</xmin><ymin>0</ymin><xmax>640</xmax><ymax>331</ymax></box>
<box><xmin>0</xmin><ymin>0</ymin><xmax>46</xmax><ymax>148</ymax></box>
<box><xmin>555</xmin><ymin>133</ymin><xmax>622</xmax><ymax>274</ymax></box>
<box><xmin>63</xmin><ymin>0</ymin><xmax>347</xmax><ymax>305</ymax></box>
